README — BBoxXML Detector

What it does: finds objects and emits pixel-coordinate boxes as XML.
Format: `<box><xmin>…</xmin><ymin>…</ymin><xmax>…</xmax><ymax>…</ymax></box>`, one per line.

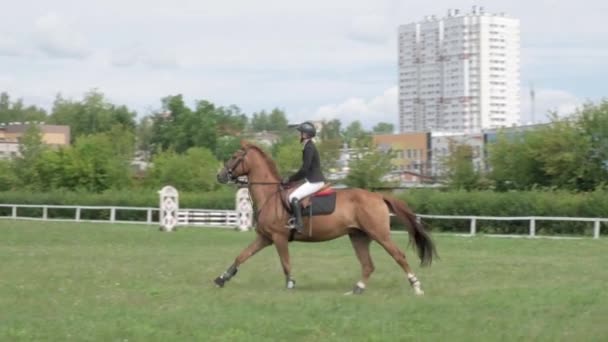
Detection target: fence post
<box><xmin>147</xmin><ymin>209</ymin><xmax>153</xmax><ymax>224</ymax></box>
<box><xmin>76</xmin><ymin>207</ymin><xmax>81</xmax><ymax>221</ymax></box>
<box><xmin>235</xmin><ymin>187</ymin><xmax>253</xmax><ymax>231</ymax></box>
<box><xmin>159</xmin><ymin>186</ymin><xmax>179</xmax><ymax>232</ymax></box>
<box><xmin>42</xmin><ymin>206</ymin><xmax>48</xmax><ymax>220</ymax></box>
<box><xmin>110</xmin><ymin>208</ymin><xmax>116</xmax><ymax>222</ymax></box>
<box><xmin>529</xmin><ymin>218</ymin><xmax>536</xmax><ymax>237</ymax></box>
<box><xmin>12</xmin><ymin>205</ymin><xmax>17</xmax><ymax>218</ymax></box>
<box><xmin>469</xmin><ymin>218</ymin><xmax>477</xmax><ymax>236</ymax></box>
<box><xmin>594</xmin><ymin>220</ymin><xmax>600</xmax><ymax>239</ymax></box>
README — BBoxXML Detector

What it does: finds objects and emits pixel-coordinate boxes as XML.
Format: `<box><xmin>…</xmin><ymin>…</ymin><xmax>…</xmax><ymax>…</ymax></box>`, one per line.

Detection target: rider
<box><xmin>281</xmin><ymin>121</ymin><xmax>326</xmax><ymax>231</ymax></box>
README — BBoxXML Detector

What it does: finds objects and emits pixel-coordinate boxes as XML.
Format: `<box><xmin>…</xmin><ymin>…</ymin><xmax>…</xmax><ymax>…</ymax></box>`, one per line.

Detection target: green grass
<box><xmin>1</xmin><ymin>220</ymin><xmax>607</xmax><ymax>342</ymax></box>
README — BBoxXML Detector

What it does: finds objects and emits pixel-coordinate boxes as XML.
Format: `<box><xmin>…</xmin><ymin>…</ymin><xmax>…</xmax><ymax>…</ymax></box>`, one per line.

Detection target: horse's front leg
<box><xmin>273</xmin><ymin>234</ymin><xmax>295</xmax><ymax>289</ymax></box>
<box><xmin>214</xmin><ymin>233</ymin><xmax>272</xmax><ymax>287</ymax></box>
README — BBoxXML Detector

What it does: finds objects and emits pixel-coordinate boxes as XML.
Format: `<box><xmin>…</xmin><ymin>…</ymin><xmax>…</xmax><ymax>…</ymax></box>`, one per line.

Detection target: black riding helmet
<box><xmin>296</xmin><ymin>121</ymin><xmax>316</xmax><ymax>137</ymax></box>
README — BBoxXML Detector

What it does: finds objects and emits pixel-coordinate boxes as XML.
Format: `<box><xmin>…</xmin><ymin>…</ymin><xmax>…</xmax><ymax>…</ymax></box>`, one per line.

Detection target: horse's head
<box><xmin>217</xmin><ymin>142</ymin><xmax>252</xmax><ymax>184</ymax></box>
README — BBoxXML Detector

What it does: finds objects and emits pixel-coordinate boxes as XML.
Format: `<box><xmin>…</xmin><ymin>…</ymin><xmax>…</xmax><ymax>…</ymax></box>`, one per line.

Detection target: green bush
<box><xmin>2</xmin><ymin>188</ymin><xmax>607</xmax><ymax>235</ymax></box>
<box><xmin>398</xmin><ymin>189</ymin><xmax>608</xmax><ymax>236</ymax></box>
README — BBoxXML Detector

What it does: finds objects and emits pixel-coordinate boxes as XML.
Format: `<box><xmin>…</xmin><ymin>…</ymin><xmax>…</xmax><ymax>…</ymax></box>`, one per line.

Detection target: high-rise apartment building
<box><xmin>398</xmin><ymin>6</ymin><xmax>520</xmax><ymax>133</ymax></box>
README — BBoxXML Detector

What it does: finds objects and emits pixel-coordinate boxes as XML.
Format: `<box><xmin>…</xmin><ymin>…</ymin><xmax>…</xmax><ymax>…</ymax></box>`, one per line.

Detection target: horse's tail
<box><xmin>383</xmin><ymin>195</ymin><xmax>438</xmax><ymax>267</ymax></box>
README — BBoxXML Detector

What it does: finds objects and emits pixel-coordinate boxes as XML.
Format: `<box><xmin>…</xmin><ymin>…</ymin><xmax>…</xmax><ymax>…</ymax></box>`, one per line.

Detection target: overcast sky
<box><xmin>1</xmin><ymin>0</ymin><xmax>606</xmax><ymax>128</ymax></box>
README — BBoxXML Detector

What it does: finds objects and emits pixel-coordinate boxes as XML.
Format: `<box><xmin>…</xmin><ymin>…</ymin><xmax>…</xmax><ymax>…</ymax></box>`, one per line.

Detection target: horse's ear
<box><xmin>240</xmin><ymin>140</ymin><xmax>249</xmax><ymax>148</ymax></box>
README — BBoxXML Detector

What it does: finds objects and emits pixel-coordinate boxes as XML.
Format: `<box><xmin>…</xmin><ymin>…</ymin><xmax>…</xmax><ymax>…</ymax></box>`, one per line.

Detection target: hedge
<box><xmin>398</xmin><ymin>189</ymin><xmax>608</xmax><ymax>236</ymax></box>
<box><xmin>2</xmin><ymin>188</ymin><xmax>607</xmax><ymax>236</ymax></box>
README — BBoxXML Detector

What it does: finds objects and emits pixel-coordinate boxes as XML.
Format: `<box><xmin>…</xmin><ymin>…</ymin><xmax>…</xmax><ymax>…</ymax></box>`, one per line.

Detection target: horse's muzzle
<box><xmin>217</xmin><ymin>170</ymin><xmax>229</xmax><ymax>184</ymax></box>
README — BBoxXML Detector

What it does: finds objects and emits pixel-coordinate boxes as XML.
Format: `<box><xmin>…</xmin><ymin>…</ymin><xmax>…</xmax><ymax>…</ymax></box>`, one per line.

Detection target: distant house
<box><xmin>430</xmin><ymin>132</ymin><xmax>485</xmax><ymax>177</ymax></box>
<box><xmin>0</xmin><ymin>122</ymin><xmax>71</xmax><ymax>159</ymax></box>
<box><xmin>373</xmin><ymin>132</ymin><xmax>431</xmax><ymax>179</ymax></box>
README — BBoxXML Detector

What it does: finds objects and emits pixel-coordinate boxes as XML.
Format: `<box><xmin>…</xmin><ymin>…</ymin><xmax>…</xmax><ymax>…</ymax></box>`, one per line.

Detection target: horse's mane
<box><xmin>245</xmin><ymin>143</ymin><xmax>282</xmax><ymax>180</ymax></box>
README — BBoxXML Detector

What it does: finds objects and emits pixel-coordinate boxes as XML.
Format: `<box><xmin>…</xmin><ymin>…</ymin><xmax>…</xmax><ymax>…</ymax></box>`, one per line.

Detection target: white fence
<box><xmin>177</xmin><ymin>208</ymin><xmax>238</xmax><ymax>228</ymax></box>
<box><xmin>0</xmin><ymin>204</ymin><xmax>158</xmax><ymax>225</ymax></box>
<box><xmin>1</xmin><ymin>203</ymin><xmax>606</xmax><ymax>239</ymax></box>
<box><xmin>416</xmin><ymin>214</ymin><xmax>606</xmax><ymax>239</ymax></box>
<box><xmin>0</xmin><ymin>204</ymin><xmax>236</xmax><ymax>228</ymax></box>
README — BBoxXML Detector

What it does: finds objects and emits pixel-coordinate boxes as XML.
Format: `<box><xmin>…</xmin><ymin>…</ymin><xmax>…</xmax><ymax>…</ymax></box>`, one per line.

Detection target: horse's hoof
<box><xmin>352</xmin><ymin>285</ymin><xmax>365</xmax><ymax>295</ymax></box>
<box><xmin>286</xmin><ymin>278</ymin><xmax>296</xmax><ymax>289</ymax></box>
<box><xmin>345</xmin><ymin>283</ymin><xmax>365</xmax><ymax>295</ymax></box>
<box><xmin>214</xmin><ymin>276</ymin><xmax>225</xmax><ymax>288</ymax></box>
<box><xmin>414</xmin><ymin>288</ymin><xmax>424</xmax><ymax>296</ymax></box>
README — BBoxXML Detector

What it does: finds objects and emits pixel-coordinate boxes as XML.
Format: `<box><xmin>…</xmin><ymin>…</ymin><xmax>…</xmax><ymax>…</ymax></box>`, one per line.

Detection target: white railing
<box><xmin>0</xmin><ymin>204</ymin><xmax>158</xmax><ymax>225</ymax></box>
<box><xmin>177</xmin><ymin>208</ymin><xmax>238</xmax><ymax>228</ymax></box>
<box><xmin>0</xmin><ymin>204</ymin><xmax>236</xmax><ymax>228</ymax></box>
<box><xmin>415</xmin><ymin>214</ymin><xmax>607</xmax><ymax>239</ymax></box>
<box><xmin>1</xmin><ymin>203</ymin><xmax>606</xmax><ymax>239</ymax></box>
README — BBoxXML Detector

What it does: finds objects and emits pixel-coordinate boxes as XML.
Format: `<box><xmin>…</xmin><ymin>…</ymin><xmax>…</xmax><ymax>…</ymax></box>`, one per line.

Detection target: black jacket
<box><xmin>288</xmin><ymin>140</ymin><xmax>325</xmax><ymax>183</ymax></box>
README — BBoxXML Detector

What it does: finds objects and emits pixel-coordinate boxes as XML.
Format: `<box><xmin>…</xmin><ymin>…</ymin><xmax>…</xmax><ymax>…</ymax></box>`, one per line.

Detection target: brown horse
<box><xmin>214</xmin><ymin>142</ymin><xmax>437</xmax><ymax>295</ymax></box>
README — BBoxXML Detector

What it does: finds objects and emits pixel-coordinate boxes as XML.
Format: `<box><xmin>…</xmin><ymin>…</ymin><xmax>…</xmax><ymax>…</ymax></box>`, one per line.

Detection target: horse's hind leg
<box><xmin>356</xmin><ymin>203</ymin><xmax>425</xmax><ymax>295</ymax></box>
<box><xmin>374</xmin><ymin>235</ymin><xmax>424</xmax><ymax>295</ymax></box>
<box><xmin>345</xmin><ymin>230</ymin><xmax>374</xmax><ymax>295</ymax></box>
<box><xmin>214</xmin><ymin>234</ymin><xmax>272</xmax><ymax>288</ymax></box>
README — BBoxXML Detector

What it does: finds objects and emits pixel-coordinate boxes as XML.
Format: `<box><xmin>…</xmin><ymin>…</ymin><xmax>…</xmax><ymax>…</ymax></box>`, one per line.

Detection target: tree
<box><xmin>442</xmin><ymin>144</ymin><xmax>480</xmax><ymax>190</ymax></box>
<box><xmin>49</xmin><ymin>90</ymin><xmax>136</xmax><ymax>141</ymax></box>
<box><xmin>342</xmin><ymin>120</ymin><xmax>369</xmax><ymax>148</ymax></box>
<box><xmin>267</xmin><ymin>108</ymin><xmax>289</xmax><ymax>132</ymax></box>
<box><xmin>145</xmin><ymin>147</ymin><xmax>220</xmax><ymax>191</ymax></box>
<box><xmin>575</xmin><ymin>100</ymin><xmax>608</xmax><ymax>190</ymax></box>
<box><xmin>317</xmin><ymin>138</ymin><xmax>342</xmax><ymax>174</ymax></box>
<box><xmin>136</xmin><ymin>116</ymin><xmax>154</xmax><ymax>158</ymax></box>
<box><xmin>0</xmin><ymin>159</ymin><xmax>16</xmax><ymax>191</ymax></box>
<box><xmin>344</xmin><ymin>139</ymin><xmax>394</xmax><ymax>189</ymax></box>
<box><xmin>487</xmin><ymin>117</ymin><xmax>589</xmax><ymax>191</ymax></box>
<box><xmin>215</xmin><ymin>105</ymin><xmax>248</xmax><ymax>135</ymax></box>
<box><xmin>372</xmin><ymin>122</ymin><xmax>394</xmax><ymax>135</ymax></box>
<box><xmin>319</xmin><ymin>119</ymin><xmax>342</xmax><ymax>141</ymax></box>
<box><xmin>61</xmin><ymin>132</ymin><xmax>133</xmax><ymax>191</ymax></box>
<box><xmin>251</xmin><ymin>110</ymin><xmax>269</xmax><ymax>131</ymax></box>
<box><xmin>275</xmin><ymin>138</ymin><xmax>302</xmax><ymax>175</ymax></box>
<box><xmin>215</xmin><ymin>136</ymin><xmax>242</xmax><ymax>162</ymax></box>
<box><xmin>0</xmin><ymin>92</ymin><xmax>47</xmax><ymax>123</ymax></box>
<box><xmin>250</xmin><ymin>108</ymin><xmax>289</xmax><ymax>132</ymax></box>
<box><xmin>13</xmin><ymin>125</ymin><xmax>46</xmax><ymax>188</ymax></box>
<box><xmin>150</xmin><ymin>96</ymin><xmax>249</xmax><ymax>154</ymax></box>
<box><xmin>488</xmin><ymin>131</ymin><xmax>545</xmax><ymax>191</ymax></box>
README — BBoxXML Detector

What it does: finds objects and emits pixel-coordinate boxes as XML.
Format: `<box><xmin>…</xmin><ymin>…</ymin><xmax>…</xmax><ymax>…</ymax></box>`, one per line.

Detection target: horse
<box><xmin>214</xmin><ymin>141</ymin><xmax>437</xmax><ymax>295</ymax></box>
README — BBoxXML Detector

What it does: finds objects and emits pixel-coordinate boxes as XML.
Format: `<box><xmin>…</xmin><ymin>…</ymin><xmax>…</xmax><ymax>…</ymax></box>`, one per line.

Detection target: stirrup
<box><xmin>286</xmin><ymin>217</ymin><xmax>296</xmax><ymax>229</ymax></box>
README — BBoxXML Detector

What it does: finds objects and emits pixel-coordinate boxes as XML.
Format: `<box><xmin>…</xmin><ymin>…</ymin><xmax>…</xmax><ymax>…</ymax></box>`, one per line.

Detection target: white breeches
<box><xmin>288</xmin><ymin>181</ymin><xmax>325</xmax><ymax>202</ymax></box>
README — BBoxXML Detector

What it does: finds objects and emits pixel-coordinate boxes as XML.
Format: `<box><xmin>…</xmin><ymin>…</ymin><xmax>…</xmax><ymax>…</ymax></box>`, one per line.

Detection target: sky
<box><xmin>1</xmin><ymin>0</ymin><xmax>607</xmax><ymax>128</ymax></box>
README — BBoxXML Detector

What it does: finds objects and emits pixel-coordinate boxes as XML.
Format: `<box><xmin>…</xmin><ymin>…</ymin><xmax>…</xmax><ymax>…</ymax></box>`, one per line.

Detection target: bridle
<box><xmin>221</xmin><ymin>147</ymin><xmax>285</xmax><ymax>224</ymax></box>
<box><xmin>222</xmin><ymin>147</ymin><xmax>282</xmax><ymax>186</ymax></box>
<box><xmin>224</xmin><ymin>148</ymin><xmax>249</xmax><ymax>184</ymax></box>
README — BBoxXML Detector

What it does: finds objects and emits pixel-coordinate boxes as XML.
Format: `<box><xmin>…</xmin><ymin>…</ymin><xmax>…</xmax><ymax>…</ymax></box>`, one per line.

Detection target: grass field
<box><xmin>1</xmin><ymin>220</ymin><xmax>607</xmax><ymax>341</ymax></box>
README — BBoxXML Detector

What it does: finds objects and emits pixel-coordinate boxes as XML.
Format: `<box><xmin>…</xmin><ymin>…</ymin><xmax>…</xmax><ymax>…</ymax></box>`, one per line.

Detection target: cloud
<box><xmin>32</xmin><ymin>12</ymin><xmax>90</xmax><ymax>59</ymax></box>
<box><xmin>347</xmin><ymin>14</ymin><xmax>392</xmax><ymax>44</ymax></box>
<box><xmin>110</xmin><ymin>44</ymin><xmax>178</xmax><ymax>69</ymax></box>
<box><xmin>313</xmin><ymin>86</ymin><xmax>398</xmax><ymax>128</ymax></box>
<box><xmin>0</xmin><ymin>35</ymin><xmax>24</xmax><ymax>56</ymax></box>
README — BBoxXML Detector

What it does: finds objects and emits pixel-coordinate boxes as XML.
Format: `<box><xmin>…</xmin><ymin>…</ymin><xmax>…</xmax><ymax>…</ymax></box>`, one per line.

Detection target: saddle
<box><xmin>281</xmin><ymin>183</ymin><xmax>337</xmax><ymax>216</ymax></box>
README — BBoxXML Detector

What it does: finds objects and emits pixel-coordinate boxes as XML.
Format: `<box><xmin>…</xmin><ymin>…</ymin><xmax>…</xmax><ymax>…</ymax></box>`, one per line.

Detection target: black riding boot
<box><xmin>290</xmin><ymin>198</ymin><xmax>303</xmax><ymax>232</ymax></box>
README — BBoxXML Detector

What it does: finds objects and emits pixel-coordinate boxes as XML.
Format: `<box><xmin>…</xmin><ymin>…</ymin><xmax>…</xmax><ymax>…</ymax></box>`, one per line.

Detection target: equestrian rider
<box><xmin>281</xmin><ymin>121</ymin><xmax>326</xmax><ymax>232</ymax></box>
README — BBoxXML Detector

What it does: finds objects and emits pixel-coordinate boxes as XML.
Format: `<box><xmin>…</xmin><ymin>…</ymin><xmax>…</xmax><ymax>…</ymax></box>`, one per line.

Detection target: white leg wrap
<box><xmin>408</xmin><ymin>273</ymin><xmax>424</xmax><ymax>296</ymax></box>
<box><xmin>356</xmin><ymin>281</ymin><xmax>366</xmax><ymax>289</ymax></box>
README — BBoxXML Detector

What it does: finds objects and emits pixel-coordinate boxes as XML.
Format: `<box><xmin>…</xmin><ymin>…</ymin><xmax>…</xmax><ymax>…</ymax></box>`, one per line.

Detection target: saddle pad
<box><xmin>303</xmin><ymin>192</ymin><xmax>337</xmax><ymax>216</ymax></box>
<box><xmin>313</xmin><ymin>188</ymin><xmax>335</xmax><ymax>197</ymax></box>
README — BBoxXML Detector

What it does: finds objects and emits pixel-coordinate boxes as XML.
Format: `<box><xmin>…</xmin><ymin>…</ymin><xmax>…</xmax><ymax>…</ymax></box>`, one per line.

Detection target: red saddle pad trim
<box><xmin>313</xmin><ymin>188</ymin><xmax>335</xmax><ymax>197</ymax></box>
